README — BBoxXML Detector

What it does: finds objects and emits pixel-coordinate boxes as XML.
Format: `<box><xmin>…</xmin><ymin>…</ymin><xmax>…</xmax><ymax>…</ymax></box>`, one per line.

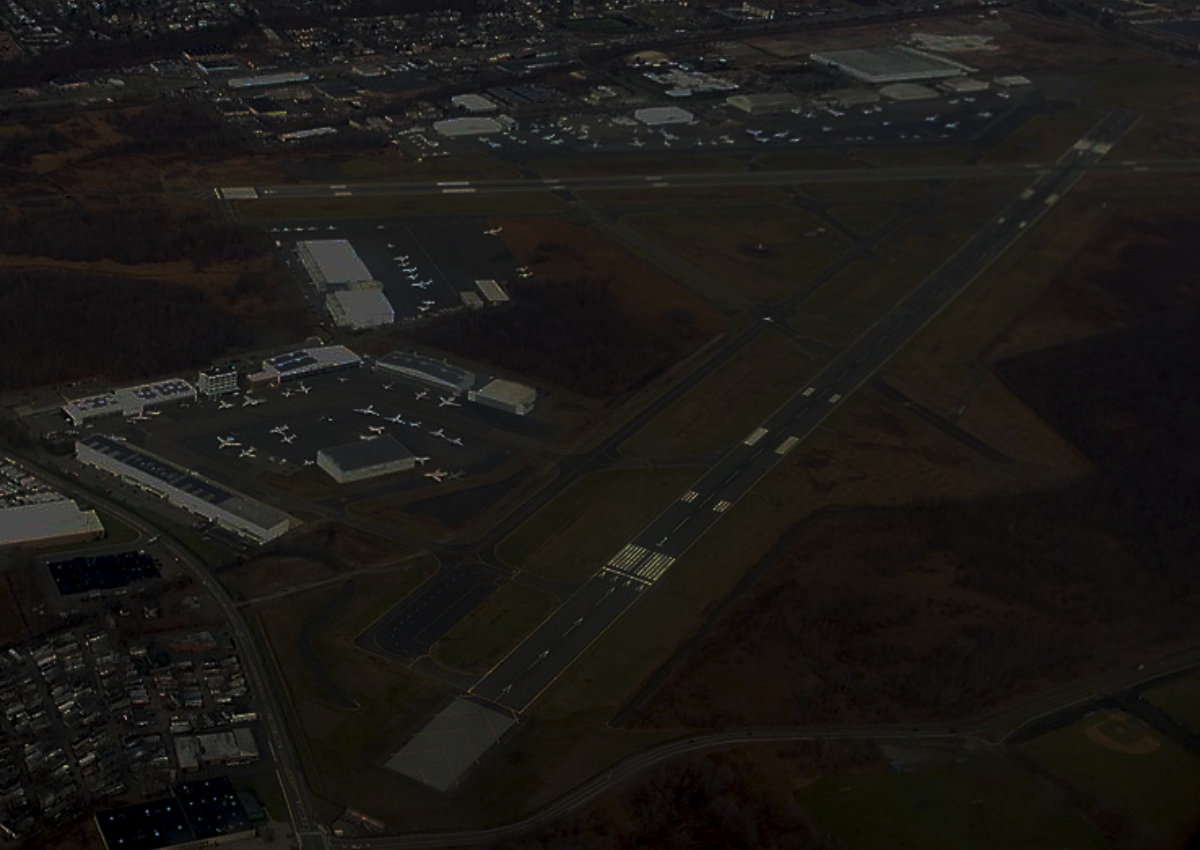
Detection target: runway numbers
<box><xmin>775</xmin><ymin>436</ymin><xmax>799</xmax><ymax>456</ymax></box>
<box><xmin>681</xmin><ymin>490</ymin><xmax>699</xmax><ymax>503</ymax></box>
<box><xmin>713</xmin><ymin>500</ymin><xmax>731</xmax><ymax>513</ymax></box>
<box><xmin>636</xmin><ymin>553</ymin><xmax>675</xmax><ymax>582</ymax></box>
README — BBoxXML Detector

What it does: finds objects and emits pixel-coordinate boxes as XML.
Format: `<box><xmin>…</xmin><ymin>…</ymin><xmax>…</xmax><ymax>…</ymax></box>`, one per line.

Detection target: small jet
<box><xmin>484</xmin><ymin>226</ymin><xmax>503</xmax><ymax>236</ymax></box>
<box><xmin>394</xmin><ymin>253</ymin><xmax>409</xmax><ymax>261</ymax></box>
<box><xmin>218</xmin><ymin>399</ymin><xmax>234</xmax><ymax>410</ymax></box>
<box><xmin>630</xmin><ymin>138</ymin><xmax>645</xmax><ymax>148</ymax></box>
<box><xmin>438</xmin><ymin>396</ymin><xmax>461</xmax><ymax>408</ymax></box>
<box><xmin>269</xmin><ymin>425</ymin><xmax>290</xmax><ymax>436</ymax></box>
<box><xmin>358</xmin><ymin>433</ymin><xmax>378</xmax><ymax>441</ymax></box>
<box><xmin>239</xmin><ymin>447</ymin><xmax>256</xmax><ymax>458</ymax></box>
<box><xmin>447</xmin><ymin>436</ymin><xmax>463</xmax><ymax>447</ymax></box>
<box><xmin>414</xmin><ymin>389</ymin><xmax>429</xmax><ymax>400</ymax></box>
<box><xmin>302</xmin><ymin>459</ymin><xmax>315</xmax><ymax>466</ymax></box>
<box><xmin>407</xmin><ymin>420</ymin><xmax>423</xmax><ymax>429</ymax></box>
<box><xmin>217</xmin><ymin>436</ymin><xmax>241</xmax><ymax>449</ymax></box>
<box><xmin>281</xmin><ymin>434</ymin><xmax>296</xmax><ymax>444</ymax></box>
<box><xmin>424</xmin><ymin>469</ymin><xmax>448</xmax><ymax>482</ymax></box>
<box><xmin>126</xmin><ymin>413</ymin><xmax>149</xmax><ymax>422</ymax></box>
<box><xmin>447</xmin><ymin>470</ymin><xmax>465</xmax><ymax>481</ymax></box>
<box><xmin>294</xmin><ymin>383</ymin><xmax>310</xmax><ymax>394</ymax></box>
<box><xmin>412</xmin><ymin>280</ymin><xmax>430</xmax><ymax>289</ymax></box>
<box><xmin>429</xmin><ymin>428</ymin><xmax>446</xmax><ymax>439</ymax></box>
<box><xmin>413</xmin><ymin>456</ymin><xmax>431</xmax><ymax>466</ymax></box>
<box><xmin>281</xmin><ymin>389</ymin><xmax>293</xmax><ymax>398</ymax></box>
<box><xmin>367</xmin><ymin>425</ymin><xmax>385</xmax><ymax>434</ymax></box>
<box><xmin>242</xmin><ymin>395</ymin><xmax>266</xmax><ymax>407</ymax></box>
<box><xmin>382</xmin><ymin>383</ymin><xmax>394</xmax><ymax>391</ymax></box>
<box><xmin>386</xmin><ymin>414</ymin><xmax>406</xmax><ymax>424</ymax></box>
<box><xmin>354</xmin><ymin>405</ymin><xmax>378</xmax><ymax>416</ymax></box>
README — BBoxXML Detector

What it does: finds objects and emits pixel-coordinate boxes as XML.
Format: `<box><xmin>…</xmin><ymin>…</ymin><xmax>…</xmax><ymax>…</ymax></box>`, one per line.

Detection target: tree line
<box><xmin>0</xmin><ymin>268</ymin><xmax>247</xmax><ymax>391</ymax></box>
<box><xmin>0</xmin><ymin>204</ymin><xmax>273</xmax><ymax>270</ymax></box>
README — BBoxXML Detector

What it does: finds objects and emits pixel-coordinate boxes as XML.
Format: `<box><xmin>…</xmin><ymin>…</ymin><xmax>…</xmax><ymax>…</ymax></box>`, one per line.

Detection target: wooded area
<box><xmin>409</xmin><ymin>275</ymin><xmax>701</xmax><ymax>399</ymax></box>
<box><xmin>0</xmin><ymin>269</ymin><xmax>246</xmax><ymax>390</ymax></box>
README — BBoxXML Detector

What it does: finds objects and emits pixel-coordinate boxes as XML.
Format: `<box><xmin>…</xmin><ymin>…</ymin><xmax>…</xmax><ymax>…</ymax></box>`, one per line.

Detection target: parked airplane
<box><xmin>367</xmin><ymin>425</ymin><xmax>385</xmax><ymax>434</ymax></box>
<box><xmin>438</xmin><ymin>396</ymin><xmax>461</xmax><ymax>408</ymax></box>
<box><xmin>407</xmin><ymin>420</ymin><xmax>423</xmax><ymax>429</ymax></box>
<box><xmin>281</xmin><ymin>434</ymin><xmax>296</xmax><ymax>444</ymax></box>
<box><xmin>353</xmin><ymin>405</ymin><xmax>378</xmax><ymax>416</ymax></box>
<box><xmin>242</xmin><ymin>395</ymin><xmax>266</xmax><ymax>407</ymax></box>
<box><xmin>447</xmin><ymin>471</ymin><xmax>465</xmax><ymax>481</ymax></box>
<box><xmin>447</xmin><ymin>436</ymin><xmax>463</xmax><ymax>446</ymax></box>
<box><xmin>386</xmin><ymin>414</ymin><xmax>406</xmax><ymax>424</ymax></box>
<box><xmin>412</xmin><ymin>280</ymin><xmax>430</xmax><ymax>289</ymax></box>
<box><xmin>414</xmin><ymin>389</ymin><xmax>429</xmax><ymax>400</ymax></box>
<box><xmin>630</xmin><ymin>138</ymin><xmax>645</xmax><ymax>148</ymax></box>
<box><xmin>295</xmin><ymin>384</ymin><xmax>311</xmax><ymax>395</ymax></box>
<box><xmin>484</xmin><ymin>226</ymin><xmax>503</xmax><ymax>236</ymax></box>
<box><xmin>302</xmin><ymin>459</ymin><xmax>315</xmax><ymax>466</ymax></box>
<box><xmin>269</xmin><ymin>425</ymin><xmax>290</xmax><ymax>436</ymax></box>
<box><xmin>413</xmin><ymin>456</ymin><xmax>431</xmax><ymax>466</ymax></box>
<box><xmin>145</xmin><ymin>409</ymin><xmax>161</xmax><ymax>416</ymax></box>
<box><xmin>218</xmin><ymin>399</ymin><xmax>234</xmax><ymax>410</ymax></box>
<box><xmin>358</xmin><ymin>433</ymin><xmax>378</xmax><ymax>441</ymax></box>
<box><xmin>217</xmin><ymin>436</ymin><xmax>241</xmax><ymax>449</ymax></box>
<box><xmin>424</xmin><ymin>469</ymin><xmax>448</xmax><ymax>482</ymax></box>
<box><xmin>239</xmin><ymin>447</ymin><xmax>256</xmax><ymax>458</ymax></box>
<box><xmin>126</xmin><ymin>413</ymin><xmax>148</xmax><ymax>422</ymax></box>
<box><xmin>428</xmin><ymin>428</ymin><xmax>446</xmax><ymax>439</ymax></box>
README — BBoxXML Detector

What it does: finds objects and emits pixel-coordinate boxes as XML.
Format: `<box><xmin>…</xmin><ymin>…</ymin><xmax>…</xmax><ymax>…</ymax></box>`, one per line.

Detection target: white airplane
<box><xmin>387</xmin><ymin>243</ymin><xmax>396</xmax><ymax>249</ymax></box>
<box><xmin>447</xmin><ymin>436</ymin><xmax>463</xmax><ymax>446</ymax></box>
<box><xmin>412</xmin><ymin>280</ymin><xmax>430</xmax><ymax>289</ymax></box>
<box><xmin>424</xmin><ymin>469</ymin><xmax>448</xmax><ymax>482</ymax></box>
<box><xmin>126</xmin><ymin>413</ymin><xmax>148</xmax><ymax>422</ymax></box>
<box><xmin>407</xmin><ymin>419</ymin><xmax>423</xmax><ymax>429</ymax></box>
<box><xmin>239</xmin><ymin>447</ymin><xmax>256</xmax><ymax>458</ymax></box>
<box><xmin>414</xmin><ymin>389</ymin><xmax>429</xmax><ymax>400</ymax></box>
<box><xmin>630</xmin><ymin>138</ymin><xmax>645</xmax><ymax>148</ymax></box>
<box><xmin>429</xmin><ymin>428</ymin><xmax>446</xmax><ymax>439</ymax></box>
<box><xmin>281</xmin><ymin>434</ymin><xmax>296</xmax><ymax>444</ymax></box>
<box><xmin>484</xmin><ymin>226</ymin><xmax>503</xmax><ymax>236</ymax></box>
<box><xmin>242</xmin><ymin>395</ymin><xmax>266</xmax><ymax>407</ymax></box>
<box><xmin>386</xmin><ymin>414</ymin><xmax>406</xmax><ymax>424</ymax></box>
<box><xmin>218</xmin><ymin>399</ymin><xmax>234</xmax><ymax>410</ymax></box>
<box><xmin>145</xmin><ymin>409</ymin><xmax>161</xmax><ymax>416</ymax></box>
<box><xmin>217</xmin><ymin>436</ymin><xmax>241</xmax><ymax>449</ymax></box>
<box><xmin>367</xmin><ymin>425</ymin><xmax>385</xmax><ymax>434</ymax></box>
<box><xmin>281</xmin><ymin>389</ymin><xmax>294</xmax><ymax>398</ymax></box>
<box><xmin>394</xmin><ymin>253</ymin><xmax>409</xmax><ymax>261</ymax></box>
<box><xmin>358</xmin><ymin>433</ymin><xmax>378</xmax><ymax>441</ymax></box>
<box><xmin>418</xmin><ymin>305</ymin><xmax>431</xmax><ymax>314</ymax></box>
<box><xmin>354</xmin><ymin>405</ymin><xmax>377</xmax><ymax>416</ymax></box>
<box><xmin>295</xmin><ymin>384</ymin><xmax>311</xmax><ymax>395</ymax></box>
<box><xmin>413</xmin><ymin>456</ymin><xmax>430</xmax><ymax>466</ymax></box>
<box><xmin>269</xmin><ymin>425</ymin><xmax>290</xmax><ymax>435</ymax></box>
<box><xmin>439</xmin><ymin>396</ymin><xmax>461</xmax><ymax>408</ymax></box>
<box><xmin>447</xmin><ymin>470</ymin><xmax>465</xmax><ymax>481</ymax></box>
<box><xmin>382</xmin><ymin>383</ymin><xmax>394</xmax><ymax>391</ymax></box>
<box><xmin>302</xmin><ymin>459</ymin><xmax>315</xmax><ymax>466</ymax></box>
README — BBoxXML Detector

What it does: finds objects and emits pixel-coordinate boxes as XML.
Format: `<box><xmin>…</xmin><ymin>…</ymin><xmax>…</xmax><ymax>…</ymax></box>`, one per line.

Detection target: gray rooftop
<box><xmin>377</xmin><ymin>352</ymin><xmax>473</xmax><ymax>388</ymax></box>
<box><xmin>299</xmin><ymin>239</ymin><xmax>374</xmax><ymax>284</ymax></box>
<box><xmin>320</xmin><ymin>435</ymin><xmax>412</xmax><ymax>471</ymax></box>
<box><xmin>810</xmin><ymin>46</ymin><xmax>972</xmax><ymax>83</ymax></box>
<box><xmin>385</xmin><ymin>698</ymin><xmax>517</xmax><ymax>792</ymax></box>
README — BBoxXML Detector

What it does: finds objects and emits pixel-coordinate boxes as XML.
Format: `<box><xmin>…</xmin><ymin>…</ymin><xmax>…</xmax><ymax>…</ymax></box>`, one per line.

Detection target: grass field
<box><xmin>432</xmin><ymin>580</ymin><xmax>559</xmax><ymax>674</ymax></box>
<box><xmin>827</xmin><ymin>204</ymin><xmax>901</xmax><ymax>236</ymax></box>
<box><xmin>528</xmin><ymin>153</ymin><xmax>746</xmax><ymax>179</ymax></box>
<box><xmin>337</xmin><ymin>153</ymin><xmax>516</xmax><ymax>182</ymax></box>
<box><xmin>850</xmin><ymin>144</ymin><xmax>970</xmax><ymax>168</ymax></box>
<box><xmin>797</xmin><ymin>179</ymin><xmax>929</xmax><ymax>205</ymax></box>
<box><xmin>496</xmin><ymin>467</ymin><xmax>704</xmax><ymax>581</ymax></box>
<box><xmin>620</xmin><ymin>330</ymin><xmax>822</xmax><ymax>458</ymax></box>
<box><xmin>220</xmin><ymin>555</ymin><xmax>340</xmax><ymax>602</ymax></box>
<box><xmin>799</xmin><ymin>258</ymin><xmax>925</xmax><ymax>325</ymax></box>
<box><xmin>621</xmin><ymin>206</ymin><xmax>850</xmax><ymax>303</ymax></box>
<box><xmin>982</xmin><ymin>106</ymin><xmax>1105</xmax><ymax>164</ymax></box>
<box><xmin>574</xmin><ymin>185</ymin><xmax>790</xmax><ymax>209</ymax></box>
<box><xmin>799</xmin><ymin>751</ymin><xmax>1108</xmax><ymax>850</ymax></box>
<box><xmin>754</xmin><ymin>149</ymin><xmax>859</xmax><ymax>171</ymax></box>
<box><xmin>1143</xmin><ymin>673</ymin><xmax>1200</xmax><ymax>737</ymax></box>
<box><xmin>1019</xmin><ymin>710</ymin><xmax>1200</xmax><ymax>849</ymax></box>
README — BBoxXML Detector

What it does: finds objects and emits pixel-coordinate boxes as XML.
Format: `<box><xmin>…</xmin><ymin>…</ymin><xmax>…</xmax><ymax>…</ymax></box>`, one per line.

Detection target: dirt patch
<box><xmin>290</xmin><ymin>521</ymin><xmax>410</xmax><ymax>569</ymax></box>
<box><xmin>1085</xmin><ymin>713</ymin><xmax>1161</xmax><ymax>755</ymax></box>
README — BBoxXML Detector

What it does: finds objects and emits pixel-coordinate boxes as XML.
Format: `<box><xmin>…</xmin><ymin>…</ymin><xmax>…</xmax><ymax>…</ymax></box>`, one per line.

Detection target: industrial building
<box><xmin>374</xmin><ymin>351</ymin><xmax>475</xmax><ymax>395</ymax></box>
<box><xmin>318</xmin><ymin>436</ymin><xmax>415</xmax><ymax>483</ymax></box>
<box><xmin>95</xmin><ymin>777</ymin><xmax>254</xmax><ymax>850</ymax></box>
<box><xmin>248</xmin><ymin>345</ymin><xmax>362</xmax><ymax>385</ymax></box>
<box><xmin>174</xmin><ymin>729</ymin><xmax>260</xmax><ymax>772</ymax></box>
<box><xmin>468</xmin><ymin>378</ymin><xmax>536</xmax><ymax>416</ymax></box>
<box><xmin>0</xmin><ymin>501</ymin><xmax>104</xmax><ymax>549</ymax></box>
<box><xmin>75</xmin><ymin>435</ymin><xmax>293</xmax><ymax>544</ymax></box>
<box><xmin>634</xmin><ymin>106</ymin><xmax>694</xmax><ymax>126</ymax></box>
<box><xmin>327</xmin><ymin>289</ymin><xmax>395</xmax><ymax>330</ymax></box>
<box><xmin>879</xmin><ymin>82</ymin><xmax>939</xmax><ymax>102</ymax></box>
<box><xmin>939</xmin><ymin>77</ymin><xmax>989</xmax><ymax>95</ymax></box>
<box><xmin>474</xmin><ymin>279</ymin><xmax>510</xmax><ymax>304</ymax></box>
<box><xmin>452</xmin><ymin>93</ymin><xmax>497</xmax><ymax>113</ymax></box>
<box><xmin>434</xmin><ymin>116</ymin><xmax>506</xmax><ymax>136</ymax></box>
<box><xmin>809</xmin><ymin>46</ymin><xmax>973</xmax><ymax>84</ymax></box>
<box><xmin>197</xmin><ymin>364</ymin><xmax>239</xmax><ymax>396</ymax></box>
<box><xmin>296</xmin><ymin>239</ymin><xmax>376</xmax><ymax>291</ymax></box>
<box><xmin>63</xmin><ymin>378</ymin><xmax>196</xmax><ymax>426</ymax></box>
<box><xmin>726</xmin><ymin>92</ymin><xmax>799</xmax><ymax>115</ymax></box>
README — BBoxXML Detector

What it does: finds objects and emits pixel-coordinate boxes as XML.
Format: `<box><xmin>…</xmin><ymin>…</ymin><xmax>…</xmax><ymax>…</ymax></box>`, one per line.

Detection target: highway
<box><xmin>227</xmin><ymin>155</ymin><xmax>1199</xmax><ymax>202</ymax></box>
<box><xmin>471</xmin><ymin>108</ymin><xmax>1140</xmax><ymax>713</ymax></box>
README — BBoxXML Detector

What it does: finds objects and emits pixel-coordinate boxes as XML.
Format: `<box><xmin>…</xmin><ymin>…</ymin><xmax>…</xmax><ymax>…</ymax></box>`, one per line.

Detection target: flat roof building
<box><xmin>469</xmin><ymin>378</ymin><xmax>536</xmax><ymax>416</ymax></box>
<box><xmin>810</xmin><ymin>46</ymin><xmax>973</xmax><ymax>84</ymax></box>
<box><xmin>297</xmin><ymin>240</ymin><xmax>375</xmax><ymax>292</ymax></box>
<box><xmin>475</xmin><ymin>279</ymin><xmax>510</xmax><ymax>304</ymax></box>
<box><xmin>879</xmin><ymin>82</ymin><xmax>939</xmax><ymax>102</ymax></box>
<box><xmin>0</xmin><ymin>501</ymin><xmax>104</xmax><ymax>549</ymax></box>
<box><xmin>634</xmin><ymin>106</ymin><xmax>694</xmax><ymax>125</ymax></box>
<box><xmin>940</xmin><ymin>76</ymin><xmax>989</xmax><ymax>94</ymax></box>
<box><xmin>317</xmin><ymin>436</ymin><xmax>415</xmax><ymax>483</ymax></box>
<box><xmin>434</xmin><ymin>116</ymin><xmax>505</xmax><ymax>136</ymax></box>
<box><xmin>726</xmin><ymin>92</ymin><xmax>799</xmax><ymax>114</ymax></box>
<box><xmin>95</xmin><ymin>776</ymin><xmax>254</xmax><ymax>850</ymax></box>
<box><xmin>198</xmin><ymin>364</ymin><xmax>238</xmax><ymax>396</ymax></box>
<box><xmin>327</xmin><ymin>289</ymin><xmax>395</xmax><ymax>330</ymax></box>
<box><xmin>375</xmin><ymin>351</ymin><xmax>475</xmax><ymax>395</ymax></box>
<box><xmin>452</xmin><ymin>93</ymin><xmax>497</xmax><ymax>113</ymax></box>
<box><xmin>63</xmin><ymin>378</ymin><xmax>196</xmax><ymax>425</ymax></box>
<box><xmin>76</xmin><ymin>435</ymin><xmax>293</xmax><ymax>544</ymax></box>
<box><xmin>249</xmin><ymin>345</ymin><xmax>362</xmax><ymax>384</ymax></box>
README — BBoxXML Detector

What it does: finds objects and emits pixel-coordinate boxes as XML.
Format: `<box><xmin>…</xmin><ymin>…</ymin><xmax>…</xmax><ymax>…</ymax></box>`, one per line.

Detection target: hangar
<box><xmin>726</xmin><ymin>92</ymin><xmax>799</xmax><ymax>115</ymax></box>
<box><xmin>434</xmin><ymin>116</ymin><xmax>506</xmax><ymax>136</ymax></box>
<box><xmin>0</xmin><ymin>501</ymin><xmax>104</xmax><ymax>549</ymax></box>
<box><xmin>297</xmin><ymin>239</ymin><xmax>376</xmax><ymax>291</ymax></box>
<box><xmin>375</xmin><ymin>351</ymin><xmax>475</xmax><ymax>395</ymax></box>
<box><xmin>318</xmin><ymin>436</ymin><xmax>415</xmax><ymax>483</ymax></box>
<box><xmin>75</xmin><ymin>435</ymin><xmax>294</xmax><ymax>544</ymax></box>
<box><xmin>634</xmin><ymin>106</ymin><xmax>694</xmax><ymax>126</ymax></box>
<box><xmin>810</xmin><ymin>46</ymin><xmax>973</xmax><ymax>84</ymax></box>
<box><xmin>469</xmin><ymin>378</ymin><xmax>536</xmax><ymax>416</ymax></box>
<box><xmin>327</xmin><ymin>289</ymin><xmax>395</xmax><ymax>329</ymax></box>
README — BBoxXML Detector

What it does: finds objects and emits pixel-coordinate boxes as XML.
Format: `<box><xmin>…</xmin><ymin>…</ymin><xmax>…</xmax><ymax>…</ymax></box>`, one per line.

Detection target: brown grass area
<box><xmin>496</xmin><ymin>217</ymin><xmax>727</xmax><ymax>337</ymax></box>
<box><xmin>290</xmin><ymin>521</ymin><xmax>413</xmax><ymax>569</ymax></box>
<box><xmin>221</xmin><ymin>555</ymin><xmax>339</xmax><ymax>603</ymax></box>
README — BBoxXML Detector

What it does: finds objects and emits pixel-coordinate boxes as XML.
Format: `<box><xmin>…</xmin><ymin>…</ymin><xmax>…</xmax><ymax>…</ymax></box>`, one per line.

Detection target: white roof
<box><xmin>634</xmin><ymin>106</ymin><xmax>694</xmax><ymax>125</ymax></box>
<box><xmin>330</xmin><ymin>290</ymin><xmax>394</xmax><ymax>328</ymax></box>
<box><xmin>434</xmin><ymin>116</ymin><xmax>504</xmax><ymax>136</ymax></box>
<box><xmin>0</xmin><ymin>501</ymin><xmax>103</xmax><ymax>547</ymax></box>
<box><xmin>452</xmin><ymin>93</ymin><xmax>497</xmax><ymax>112</ymax></box>
<box><xmin>299</xmin><ymin>240</ymin><xmax>374</xmax><ymax>285</ymax></box>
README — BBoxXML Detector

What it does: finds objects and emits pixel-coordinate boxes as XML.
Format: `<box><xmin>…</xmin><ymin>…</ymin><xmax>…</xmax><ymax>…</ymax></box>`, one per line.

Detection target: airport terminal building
<box><xmin>317</xmin><ymin>436</ymin><xmax>415</xmax><ymax>483</ymax></box>
<box><xmin>76</xmin><ymin>435</ymin><xmax>294</xmax><ymax>544</ymax></box>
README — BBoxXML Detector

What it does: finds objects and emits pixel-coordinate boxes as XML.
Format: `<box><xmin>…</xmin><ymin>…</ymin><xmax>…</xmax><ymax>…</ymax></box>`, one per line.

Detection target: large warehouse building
<box><xmin>327</xmin><ymin>289</ymin><xmax>395</xmax><ymax>330</ymax></box>
<box><xmin>297</xmin><ymin>239</ymin><xmax>377</xmax><ymax>291</ymax></box>
<box><xmin>63</xmin><ymin>378</ymin><xmax>196</xmax><ymax>426</ymax></box>
<box><xmin>375</xmin><ymin>351</ymin><xmax>475</xmax><ymax>395</ymax></box>
<box><xmin>317</xmin><ymin>436</ymin><xmax>415</xmax><ymax>483</ymax></box>
<box><xmin>76</xmin><ymin>435</ymin><xmax>293</xmax><ymax>544</ymax></box>
<box><xmin>0</xmin><ymin>501</ymin><xmax>105</xmax><ymax>549</ymax></box>
<box><xmin>809</xmin><ymin>46</ymin><xmax>973</xmax><ymax>84</ymax></box>
<box><xmin>247</xmin><ymin>345</ymin><xmax>362</xmax><ymax>385</ymax></box>
<box><xmin>468</xmin><ymin>378</ymin><xmax>536</xmax><ymax>416</ymax></box>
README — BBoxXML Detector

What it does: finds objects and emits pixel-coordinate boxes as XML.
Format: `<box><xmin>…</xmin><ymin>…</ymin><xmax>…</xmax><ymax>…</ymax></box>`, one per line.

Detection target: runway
<box><xmin>468</xmin><ymin>108</ymin><xmax>1139</xmax><ymax>713</ymax></box>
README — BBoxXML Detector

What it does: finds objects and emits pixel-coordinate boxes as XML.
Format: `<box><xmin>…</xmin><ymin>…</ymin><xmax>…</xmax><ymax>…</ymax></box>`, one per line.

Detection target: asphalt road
<box><xmin>230</xmin><ymin>155</ymin><xmax>1198</xmax><ymax>202</ymax></box>
<box><xmin>467</xmin><ymin>108</ymin><xmax>1139</xmax><ymax>714</ymax></box>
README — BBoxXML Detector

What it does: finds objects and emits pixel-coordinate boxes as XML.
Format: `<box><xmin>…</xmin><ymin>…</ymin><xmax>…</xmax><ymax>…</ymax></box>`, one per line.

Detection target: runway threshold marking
<box><xmin>713</xmin><ymin>500</ymin><xmax>732</xmax><ymax>513</ymax></box>
<box><xmin>636</xmin><ymin>553</ymin><xmax>675</xmax><ymax>582</ymax></box>
<box><xmin>681</xmin><ymin>490</ymin><xmax>699</xmax><ymax>503</ymax></box>
<box><xmin>600</xmin><ymin>566</ymin><xmax>652</xmax><ymax>585</ymax></box>
<box><xmin>608</xmin><ymin>544</ymin><xmax>649</xmax><ymax>572</ymax></box>
<box><xmin>775</xmin><ymin>436</ymin><xmax>800</xmax><ymax>456</ymax></box>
